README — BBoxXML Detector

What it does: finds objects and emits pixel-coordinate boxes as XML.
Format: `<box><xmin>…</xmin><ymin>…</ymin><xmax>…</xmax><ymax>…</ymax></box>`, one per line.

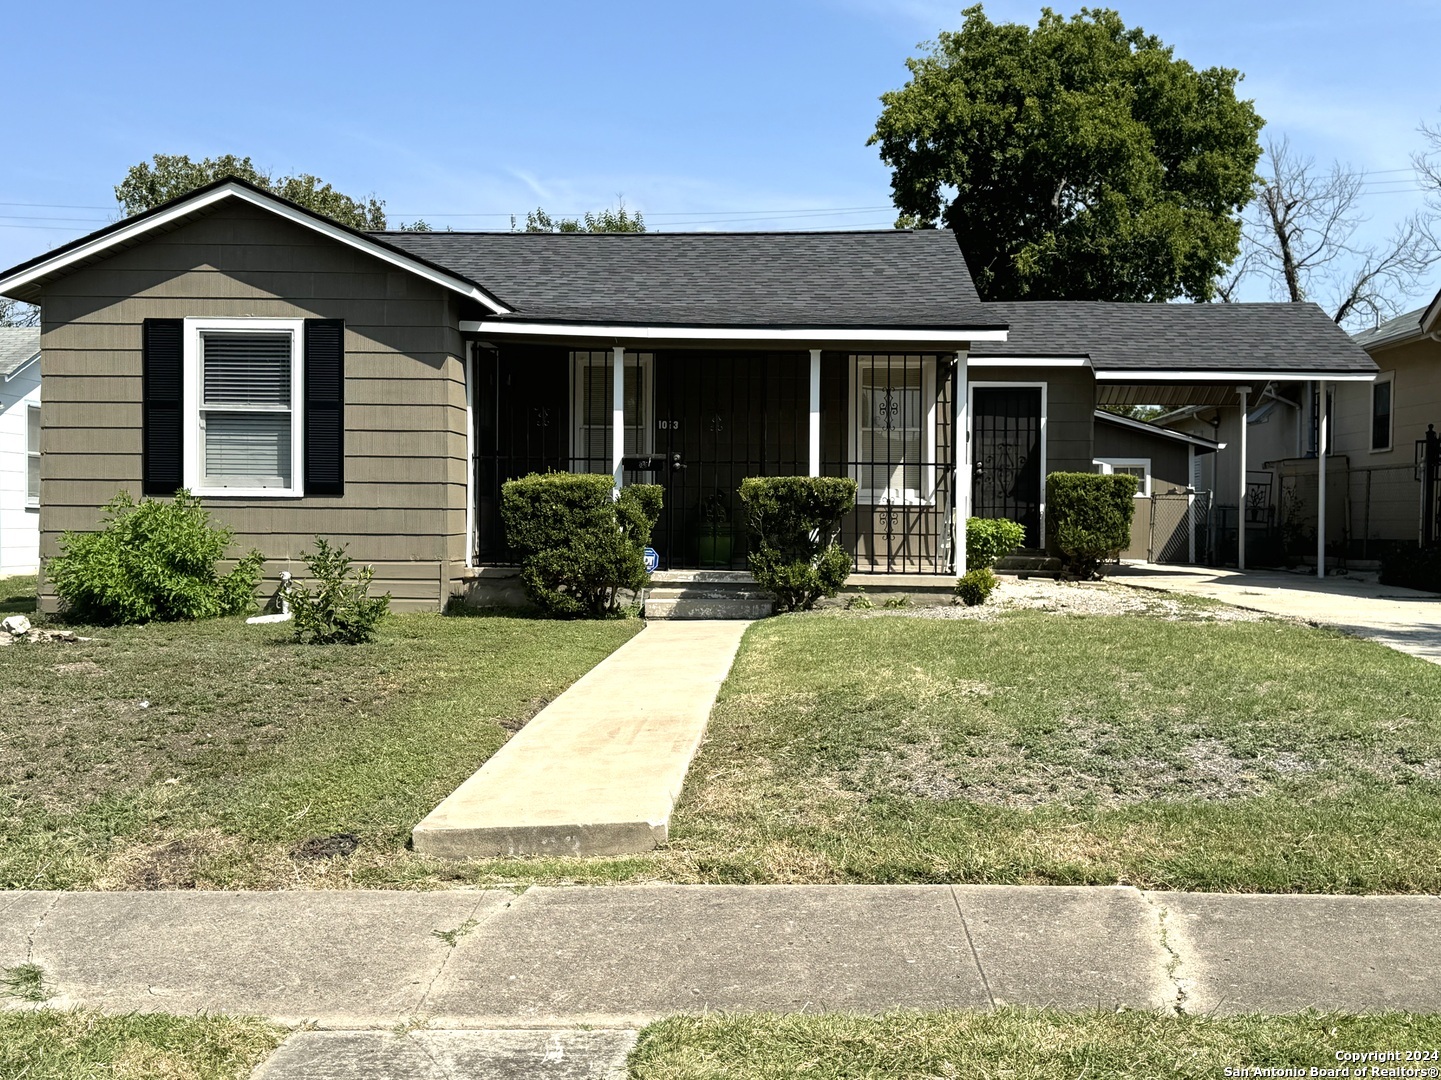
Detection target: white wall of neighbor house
<box><xmin>0</xmin><ymin>361</ymin><xmax>41</xmax><ymax>574</ymax></box>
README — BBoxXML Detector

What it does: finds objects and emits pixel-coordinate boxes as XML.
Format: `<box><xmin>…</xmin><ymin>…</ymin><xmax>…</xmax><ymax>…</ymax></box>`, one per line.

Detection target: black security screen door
<box><xmin>652</xmin><ymin>351</ymin><xmax>808</xmax><ymax>571</ymax></box>
<box><xmin>972</xmin><ymin>386</ymin><xmax>1043</xmax><ymax>546</ymax></box>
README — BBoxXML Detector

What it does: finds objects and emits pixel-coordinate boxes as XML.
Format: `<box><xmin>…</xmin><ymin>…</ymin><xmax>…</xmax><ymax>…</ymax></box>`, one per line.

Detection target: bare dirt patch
<box><xmin>892</xmin><ymin>577</ymin><xmax>1270</xmax><ymax>623</ymax></box>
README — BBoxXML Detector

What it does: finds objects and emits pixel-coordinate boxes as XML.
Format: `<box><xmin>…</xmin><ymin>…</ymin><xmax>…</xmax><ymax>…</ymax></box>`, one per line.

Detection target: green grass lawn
<box><xmin>627</xmin><ymin>1010</ymin><xmax>1441</xmax><ymax>1079</ymax></box>
<box><xmin>0</xmin><ymin>1010</ymin><xmax>282</xmax><ymax>1080</ymax></box>
<box><xmin>439</xmin><ymin>605</ymin><xmax>1441</xmax><ymax>893</ymax></box>
<box><xmin>0</xmin><ymin>607</ymin><xmax>637</xmax><ymax>889</ymax></box>
<box><xmin>0</xmin><ymin>573</ymin><xmax>37</xmax><ymax>614</ymax></box>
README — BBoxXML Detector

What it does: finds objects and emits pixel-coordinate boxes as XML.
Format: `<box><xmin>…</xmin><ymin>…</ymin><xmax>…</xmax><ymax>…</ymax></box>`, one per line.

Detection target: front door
<box><xmin>651</xmin><ymin>351</ymin><xmax>808</xmax><ymax>570</ymax></box>
<box><xmin>972</xmin><ymin>386</ymin><xmax>1043</xmax><ymax>546</ymax></box>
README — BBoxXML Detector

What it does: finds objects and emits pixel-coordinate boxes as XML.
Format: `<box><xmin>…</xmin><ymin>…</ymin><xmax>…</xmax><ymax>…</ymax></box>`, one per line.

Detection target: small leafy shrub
<box><xmin>845</xmin><ymin>590</ymin><xmax>875</xmax><ymax>610</ymax></box>
<box><xmin>287</xmin><ymin>538</ymin><xmax>391</xmax><ymax>644</ymax></box>
<box><xmin>739</xmin><ymin>476</ymin><xmax>858</xmax><ymax>613</ymax></box>
<box><xmin>883</xmin><ymin>594</ymin><xmax>912</xmax><ymax>609</ymax></box>
<box><xmin>1379</xmin><ymin>545</ymin><xmax>1441</xmax><ymax>594</ymax></box>
<box><xmin>502</xmin><ymin>473</ymin><xmax>663</xmax><ymax>618</ymax></box>
<box><xmin>1046</xmin><ymin>472</ymin><xmax>1138</xmax><ymax>580</ymax></box>
<box><xmin>48</xmin><ymin>490</ymin><xmax>263</xmax><ymax>625</ymax></box>
<box><xmin>955</xmin><ymin>567</ymin><xmax>998</xmax><ymax>606</ymax></box>
<box><xmin>966</xmin><ymin>517</ymin><xmax>1026</xmax><ymax>570</ymax></box>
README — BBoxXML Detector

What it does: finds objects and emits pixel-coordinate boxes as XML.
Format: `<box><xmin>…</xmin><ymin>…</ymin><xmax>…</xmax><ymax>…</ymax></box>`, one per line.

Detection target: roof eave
<box><xmin>1093</xmin><ymin>408</ymin><xmax>1222</xmax><ymax>451</ymax></box>
<box><xmin>462</xmin><ymin>318</ymin><xmax>1009</xmax><ymax>345</ymax></box>
<box><xmin>2</xmin><ymin>350</ymin><xmax>40</xmax><ymax>382</ymax></box>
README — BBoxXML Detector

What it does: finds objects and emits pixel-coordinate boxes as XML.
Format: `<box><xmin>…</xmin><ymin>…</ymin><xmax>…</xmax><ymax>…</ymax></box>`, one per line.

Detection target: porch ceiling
<box><xmin>1097</xmin><ymin>383</ymin><xmax>1259</xmax><ymax>407</ymax></box>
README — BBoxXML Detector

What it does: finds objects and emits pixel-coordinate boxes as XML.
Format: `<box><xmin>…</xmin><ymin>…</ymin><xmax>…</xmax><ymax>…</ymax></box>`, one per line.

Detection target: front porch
<box><xmin>468</xmin><ymin>344</ymin><xmax>1009</xmax><ymax>575</ymax></box>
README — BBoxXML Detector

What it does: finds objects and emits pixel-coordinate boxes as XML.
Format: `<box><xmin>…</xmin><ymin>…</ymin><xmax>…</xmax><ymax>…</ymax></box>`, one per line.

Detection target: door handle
<box><xmin>671</xmin><ymin>453</ymin><xmax>687</xmax><ymax>473</ymax></box>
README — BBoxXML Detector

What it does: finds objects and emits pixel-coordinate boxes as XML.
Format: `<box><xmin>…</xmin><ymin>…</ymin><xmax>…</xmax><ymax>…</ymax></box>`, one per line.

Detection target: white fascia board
<box><xmin>1093</xmin><ymin>408</ymin><xmax>1221</xmax><ymax>449</ymax></box>
<box><xmin>1094</xmin><ymin>369</ymin><xmax>1377</xmax><ymax>382</ymax></box>
<box><xmin>460</xmin><ymin>320</ymin><xmax>1008</xmax><ymax>344</ymax></box>
<box><xmin>968</xmin><ymin>356</ymin><xmax>1090</xmax><ymax>367</ymax></box>
<box><xmin>3</xmin><ymin>351</ymin><xmax>40</xmax><ymax>382</ymax></box>
<box><xmin>0</xmin><ymin>183</ymin><xmax>511</xmax><ymax>315</ymax></box>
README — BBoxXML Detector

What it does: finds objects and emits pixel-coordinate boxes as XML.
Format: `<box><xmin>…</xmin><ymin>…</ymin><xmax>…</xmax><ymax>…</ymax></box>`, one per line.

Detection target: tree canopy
<box><xmin>870</xmin><ymin>5</ymin><xmax>1264</xmax><ymax>302</ymax></box>
<box><xmin>514</xmin><ymin>203</ymin><xmax>646</xmax><ymax>233</ymax></box>
<box><xmin>115</xmin><ymin>154</ymin><xmax>387</xmax><ymax>230</ymax></box>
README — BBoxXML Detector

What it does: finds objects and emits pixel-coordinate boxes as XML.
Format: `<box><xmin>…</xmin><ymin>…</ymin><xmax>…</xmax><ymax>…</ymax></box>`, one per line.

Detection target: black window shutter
<box><xmin>141</xmin><ymin>318</ymin><xmax>184</xmax><ymax>495</ymax></box>
<box><xmin>304</xmin><ymin>319</ymin><xmax>345</xmax><ymax>496</ymax></box>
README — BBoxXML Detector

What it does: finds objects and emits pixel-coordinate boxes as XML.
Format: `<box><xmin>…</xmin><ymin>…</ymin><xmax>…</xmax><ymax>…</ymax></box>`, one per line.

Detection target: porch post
<box><xmin>1317</xmin><ymin>379</ymin><xmax>1328</xmax><ymax>578</ymax></box>
<box><xmin>612</xmin><ymin>345</ymin><xmax>625</xmax><ymax>489</ymax></box>
<box><xmin>1237</xmin><ymin>386</ymin><xmax>1249</xmax><ymax>571</ymax></box>
<box><xmin>808</xmin><ymin>349</ymin><xmax>821</xmax><ymax>478</ymax></box>
<box><xmin>954</xmin><ymin>350</ymin><xmax>968</xmax><ymax>574</ymax></box>
<box><xmin>464</xmin><ymin>343</ymin><xmax>476</xmax><ymax>568</ymax></box>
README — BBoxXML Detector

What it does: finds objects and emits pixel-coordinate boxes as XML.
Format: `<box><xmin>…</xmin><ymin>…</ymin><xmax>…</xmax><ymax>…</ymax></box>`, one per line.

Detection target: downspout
<box><xmin>1237</xmin><ymin>387</ymin><xmax>1250</xmax><ymax>571</ymax></box>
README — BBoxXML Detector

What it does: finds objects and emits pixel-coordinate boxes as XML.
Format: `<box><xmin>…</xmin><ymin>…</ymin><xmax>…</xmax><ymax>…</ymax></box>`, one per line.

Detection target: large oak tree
<box><xmin>870</xmin><ymin>5</ymin><xmax>1264</xmax><ymax>302</ymax></box>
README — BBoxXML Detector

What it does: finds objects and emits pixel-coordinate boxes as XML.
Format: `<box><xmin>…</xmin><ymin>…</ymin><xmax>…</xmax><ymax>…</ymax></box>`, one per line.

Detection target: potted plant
<box><xmin>697</xmin><ymin>488</ymin><xmax>735</xmax><ymax>568</ymax></box>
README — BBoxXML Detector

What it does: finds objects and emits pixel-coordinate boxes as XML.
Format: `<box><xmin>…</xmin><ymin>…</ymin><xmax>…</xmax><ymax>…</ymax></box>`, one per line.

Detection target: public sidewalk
<box><xmin>1113</xmin><ymin>563</ymin><xmax>1441</xmax><ymax>664</ymax></box>
<box><xmin>412</xmin><ymin>620</ymin><xmax>751</xmax><ymax>859</ymax></box>
<box><xmin>4</xmin><ymin>885</ymin><xmax>1439</xmax><ymax>1028</ymax></box>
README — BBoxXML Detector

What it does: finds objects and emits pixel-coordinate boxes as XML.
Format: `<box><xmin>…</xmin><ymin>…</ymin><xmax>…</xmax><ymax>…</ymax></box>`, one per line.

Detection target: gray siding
<box><xmin>37</xmin><ymin>202</ymin><xmax>468</xmax><ymax>611</ymax></box>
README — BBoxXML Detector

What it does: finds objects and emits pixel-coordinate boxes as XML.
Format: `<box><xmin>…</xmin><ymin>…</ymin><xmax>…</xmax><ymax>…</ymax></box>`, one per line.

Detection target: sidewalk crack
<box><xmin>1139</xmin><ymin>889</ymin><xmax>1188</xmax><ymax>1016</ymax></box>
<box><xmin>23</xmin><ymin>894</ymin><xmax>62</xmax><ymax>965</ymax></box>
<box><xmin>415</xmin><ymin>891</ymin><xmax>520</xmax><ymax>1015</ymax></box>
<box><xmin>949</xmin><ymin>886</ymin><xmax>995</xmax><ymax>1010</ymax></box>
<box><xmin>405</xmin><ymin>1031</ymin><xmax>455</xmax><ymax>1080</ymax></box>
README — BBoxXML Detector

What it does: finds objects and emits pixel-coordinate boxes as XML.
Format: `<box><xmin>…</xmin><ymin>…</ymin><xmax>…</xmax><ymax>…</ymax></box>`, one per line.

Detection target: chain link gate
<box><xmin>1149</xmin><ymin>490</ymin><xmax>1211</xmax><ymax>564</ymax></box>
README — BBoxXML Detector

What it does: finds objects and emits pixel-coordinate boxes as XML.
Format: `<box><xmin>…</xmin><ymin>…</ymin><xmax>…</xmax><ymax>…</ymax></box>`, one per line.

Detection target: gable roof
<box><xmin>972</xmin><ymin>301</ymin><xmax>1376</xmax><ymax>380</ymax></box>
<box><xmin>0</xmin><ymin>177</ymin><xmax>510</xmax><ymax>314</ymax></box>
<box><xmin>1425</xmin><ymin>287</ymin><xmax>1441</xmax><ymax>336</ymax></box>
<box><xmin>0</xmin><ymin>326</ymin><xmax>39</xmax><ymax>380</ymax></box>
<box><xmin>1094</xmin><ymin>408</ymin><xmax>1223</xmax><ymax>452</ymax></box>
<box><xmin>377</xmin><ymin>229</ymin><xmax>1002</xmax><ymax>331</ymax></box>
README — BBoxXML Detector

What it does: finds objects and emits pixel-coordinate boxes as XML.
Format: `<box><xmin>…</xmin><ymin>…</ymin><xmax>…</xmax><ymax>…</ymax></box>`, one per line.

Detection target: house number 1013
<box><xmin>658</xmin><ymin>420</ymin><xmax>681</xmax><ymax>430</ymax></box>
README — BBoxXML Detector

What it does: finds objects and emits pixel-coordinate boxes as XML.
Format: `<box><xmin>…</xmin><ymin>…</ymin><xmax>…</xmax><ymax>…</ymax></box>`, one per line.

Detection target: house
<box><xmin>0</xmin><ymin>327</ymin><xmax>41</xmax><ymax>575</ymax></box>
<box><xmin>0</xmin><ymin>178</ymin><xmax>1378</xmax><ymax>611</ymax></box>
<box><xmin>1324</xmin><ymin>293</ymin><xmax>1441</xmax><ymax>555</ymax></box>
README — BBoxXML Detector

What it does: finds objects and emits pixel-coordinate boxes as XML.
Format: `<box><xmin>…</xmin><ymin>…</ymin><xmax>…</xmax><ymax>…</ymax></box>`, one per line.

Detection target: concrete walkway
<box><xmin>412</xmin><ymin>621</ymin><xmax>750</xmax><ymax>859</ymax></box>
<box><xmin>1113</xmin><ymin>563</ymin><xmax>1441</xmax><ymax>664</ymax></box>
<box><xmin>5</xmin><ymin>886</ymin><xmax>1440</xmax><ymax>1028</ymax></box>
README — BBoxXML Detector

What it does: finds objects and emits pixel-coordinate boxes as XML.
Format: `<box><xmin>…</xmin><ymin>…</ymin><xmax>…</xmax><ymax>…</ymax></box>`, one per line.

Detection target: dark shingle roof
<box><xmin>971</xmin><ymin>301</ymin><xmax>1376</xmax><ymax>375</ymax></box>
<box><xmin>0</xmin><ymin>326</ymin><xmax>39</xmax><ymax>379</ymax></box>
<box><xmin>374</xmin><ymin>229</ymin><xmax>1000</xmax><ymax>329</ymax></box>
<box><xmin>1351</xmin><ymin>305</ymin><xmax>1427</xmax><ymax>352</ymax></box>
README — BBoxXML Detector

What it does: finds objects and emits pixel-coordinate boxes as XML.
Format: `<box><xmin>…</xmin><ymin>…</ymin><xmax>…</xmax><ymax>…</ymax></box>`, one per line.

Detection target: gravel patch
<box><xmin>889</xmin><ymin>577</ymin><xmax>1271</xmax><ymax>622</ymax></box>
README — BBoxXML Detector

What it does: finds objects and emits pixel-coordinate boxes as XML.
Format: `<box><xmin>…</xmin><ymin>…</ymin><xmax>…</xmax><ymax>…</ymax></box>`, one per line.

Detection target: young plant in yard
<box><xmin>1046</xmin><ymin>471</ymin><xmax>1138</xmax><ymax>579</ymax></box>
<box><xmin>739</xmin><ymin>476</ymin><xmax>858</xmax><ymax>612</ymax></box>
<box><xmin>287</xmin><ymin>538</ymin><xmax>391</xmax><ymax>645</ymax></box>
<box><xmin>965</xmin><ymin>517</ymin><xmax>1026</xmax><ymax>570</ymax></box>
<box><xmin>955</xmin><ymin>567</ymin><xmax>997</xmax><ymax>606</ymax></box>
<box><xmin>502</xmin><ymin>472</ymin><xmax>664</xmax><ymax>618</ymax></box>
<box><xmin>47</xmin><ymin>490</ymin><xmax>263</xmax><ymax>625</ymax></box>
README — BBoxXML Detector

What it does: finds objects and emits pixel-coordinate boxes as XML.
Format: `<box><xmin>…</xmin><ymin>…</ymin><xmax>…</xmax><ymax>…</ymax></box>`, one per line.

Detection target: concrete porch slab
<box><xmin>412</xmin><ymin>620</ymin><xmax>750</xmax><ymax>859</ymax></box>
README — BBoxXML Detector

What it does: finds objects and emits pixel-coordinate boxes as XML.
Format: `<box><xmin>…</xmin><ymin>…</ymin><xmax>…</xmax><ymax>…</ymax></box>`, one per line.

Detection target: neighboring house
<box><xmin>0</xmin><ymin>178</ymin><xmax>1377</xmax><ymax>610</ymax></box>
<box><xmin>1326</xmin><ymin>294</ymin><xmax>1441</xmax><ymax>554</ymax></box>
<box><xmin>0</xmin><ymin>327</ymin><xmax>41</xmax><ymax>575</ymax></box>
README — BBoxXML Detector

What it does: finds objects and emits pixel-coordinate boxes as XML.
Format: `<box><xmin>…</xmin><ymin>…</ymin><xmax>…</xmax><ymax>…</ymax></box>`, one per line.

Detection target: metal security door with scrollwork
<box><xmin>971</xmin><ymin>387</ymin><xmax>1043</xmax><ymax>546</ymax></box>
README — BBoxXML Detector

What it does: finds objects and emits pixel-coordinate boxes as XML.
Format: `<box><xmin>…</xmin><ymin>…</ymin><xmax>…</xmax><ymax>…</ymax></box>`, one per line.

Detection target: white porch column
<box><xmin>1317</xmin><ymin>379</ymin><xmax>1328</xmax><ymax>578</ymax></box>
<box><xmin>612</xmin><ymin>345</ymin><xmax>625</xmax><ymax>489</ymax></box>
<box><xmin>464</xmin><ymin>343</ymin><xmax>476</xmax><ymax>568</ymax></box>
<box><xmin>1237</xmin><ymin>386</ymin><xmax>1249</xmax><ymax>571</ymax></box>
<box><xmin>954</xmin><ymin>350</ymin><xmax>969</xmax><ymax>575</ymax></box>
<box><xmin>808</xmin><ymin>349</ymin><xmax>821</xmax><ymax>478</ymax></box>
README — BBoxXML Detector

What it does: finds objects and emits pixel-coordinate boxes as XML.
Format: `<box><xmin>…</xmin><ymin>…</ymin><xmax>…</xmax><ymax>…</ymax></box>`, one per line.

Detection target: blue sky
<box><xmin>5</xmin><ymin>0</ymin><xmax>1440</xmax><ymax>307</ymax></box>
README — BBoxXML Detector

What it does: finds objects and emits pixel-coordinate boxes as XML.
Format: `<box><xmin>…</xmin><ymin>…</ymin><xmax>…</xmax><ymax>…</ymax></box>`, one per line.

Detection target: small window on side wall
<box><xmin>26</xmin><ymin>404</ymin><xmax>40</xmax><ymax>506</ymax></box>
<box><xmin>1094</xmin><ymin>458</ymin><xmax>1151</xmax><ymax>497</ymax></box>
<box><xmin>1371</xmin><ymin>375</ymin><xmax>1393</xmax><ymax>452</ymax></box>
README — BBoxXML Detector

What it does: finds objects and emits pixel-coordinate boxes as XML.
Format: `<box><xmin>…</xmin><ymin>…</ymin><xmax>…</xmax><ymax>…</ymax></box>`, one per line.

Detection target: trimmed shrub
<box><xmin>1379</xmin><ymin>546</ymin><xmax>1441</xmax><ymax>594</ymax></box>
<box><xmin>502</xmin><ymin>472</ymin><xmax>663</xmax><ymax>618</ymax></box>
<box><xmin>287</xmin><ymin>538</ymin><xmax>391</xmax><ymax>645</ymax></box>
<box><xmin>966</xmin><ymin>517</ymin><xmax>1026</xmax><ymax>570</ymax></box>
<box><xmin>1046</xmin><ymin>472</ymin><xmax>1139</xmax><ymax>580</ymax></box>
<box><xmin>48</xmin><ymin>490</ymin><xmax>263</xmax><ymax>625</ymax></box>
<box><xmin>955</xmin><ymin>567</ymin><xmax>997</xmax><ymax>606</ymax></box>
<box><xmin>739</xmin><ymin>476</ymin><xmax>858</xmax><ymax>612</ymax></box>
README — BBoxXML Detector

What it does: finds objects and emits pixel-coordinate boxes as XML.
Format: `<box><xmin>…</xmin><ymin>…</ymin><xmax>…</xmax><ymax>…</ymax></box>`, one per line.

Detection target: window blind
<box><xmin>203</xmin><ymin>412</ymin><xmax>292</xmax><ymax>486</ymax></box>
<box><xmin>202</xmin><ymin>333</ymin><xmax>292</xmax><ymax>406</ymax></box>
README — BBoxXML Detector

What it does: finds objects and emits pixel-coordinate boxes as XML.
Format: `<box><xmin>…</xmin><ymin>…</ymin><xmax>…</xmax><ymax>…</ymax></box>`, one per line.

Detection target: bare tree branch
<box><xmin>0</xmin><ymin>298</ymin><xmax>39</xmax><ymax>328</ymax></box>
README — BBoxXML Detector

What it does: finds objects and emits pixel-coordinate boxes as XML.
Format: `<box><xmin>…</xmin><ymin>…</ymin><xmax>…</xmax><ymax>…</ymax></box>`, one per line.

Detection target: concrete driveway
<box><xmin>1112</xmin><ymin>563</ymin><xmax>1441</xmax><ymax>665</ymax></box>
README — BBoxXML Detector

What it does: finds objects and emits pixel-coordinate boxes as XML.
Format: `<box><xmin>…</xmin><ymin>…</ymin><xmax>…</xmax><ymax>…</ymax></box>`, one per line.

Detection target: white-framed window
<box><xmin>849</xmin><ymin>355</ymin><xmax>937</xmax><ymax>504</ymax></box>
<box><xmin>25</xmin><ymin>404</ymin><xmax>40</xmax><ymax>506</ymax></box>
<box><xmin>1094</xmin><ymin>457</ymin><xmax>1151</xmax><ymax>497</ymax></box>
<box><xmin>570</xmin><ymin>350</ymin><xmax>653</xmax><ymax>473</ymax></box>
<box><xmin>1370</xmin><ymin>372</ymin><xmax>1394</xmax><ymax>453</ymax></box>
<box><xmin>183</xmin><ymin>317</ymin><xmax>305</xmax><ymax>497</ymax></box>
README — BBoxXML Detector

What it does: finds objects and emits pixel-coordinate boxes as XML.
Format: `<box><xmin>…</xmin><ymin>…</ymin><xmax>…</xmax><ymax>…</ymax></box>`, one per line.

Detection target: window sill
<box><xmin>192</xmin><ymin>487</ymin><xmax>305</xmax><ymax>499</ymax></box>
<box><xmin>856</xmin><ymin>493</ymin><xmax>937</xmax><ymax>508</ymax></box>
<box><xmin>24</xmin><ymin>501</ymin><xmax>38</xmax><ymax>512</ymax></box>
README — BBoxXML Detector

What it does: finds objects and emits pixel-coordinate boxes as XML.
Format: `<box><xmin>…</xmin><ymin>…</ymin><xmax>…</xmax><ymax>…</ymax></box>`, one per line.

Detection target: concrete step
<box><xmin>996</xmin><ymin>553</ymin><xmax>1064</xmax><ymax>575</ymax></box>
<box><xmin>645</xmin><ymin>596</ymin><xmax>774</xmax><ymax>620</ymax></box>
<box><xmin>646</xmin><ymin>586</ymin><xmax>774</xmax><ymax>602</ymax></box>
